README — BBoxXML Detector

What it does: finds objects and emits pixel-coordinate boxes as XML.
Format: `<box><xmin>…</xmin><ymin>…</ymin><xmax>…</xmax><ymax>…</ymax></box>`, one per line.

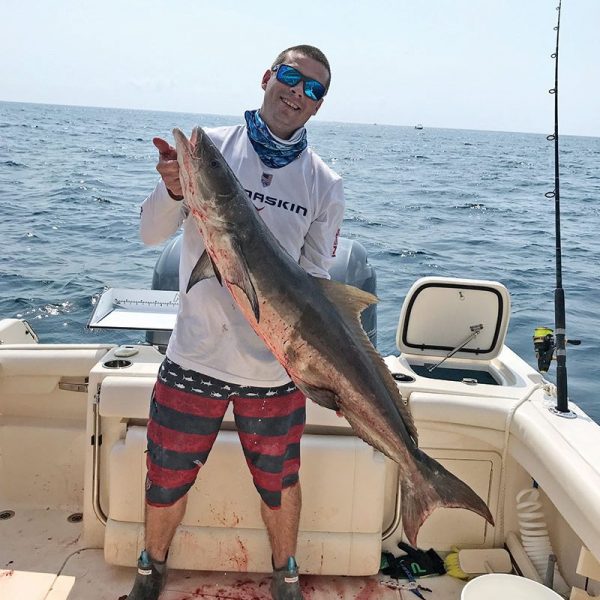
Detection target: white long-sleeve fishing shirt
<box><xmin>140</xmin><ymin>124</ymin><xmax>345</xmax><ymax>386</ymax></box>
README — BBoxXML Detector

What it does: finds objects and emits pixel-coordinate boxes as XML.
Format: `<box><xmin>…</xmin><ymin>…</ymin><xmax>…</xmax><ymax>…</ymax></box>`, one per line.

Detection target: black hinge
<box><xmin>90</xmin><ymin>434</ymin><xmax>103</xmax><ymax>446</ymax></box>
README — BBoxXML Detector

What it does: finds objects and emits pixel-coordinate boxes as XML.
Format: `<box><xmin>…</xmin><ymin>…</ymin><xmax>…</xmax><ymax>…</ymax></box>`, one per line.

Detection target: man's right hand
<box><xmin>153</xmin><ymin>137</ymin><xmax>183</xmax><ymax>199</ymax></box>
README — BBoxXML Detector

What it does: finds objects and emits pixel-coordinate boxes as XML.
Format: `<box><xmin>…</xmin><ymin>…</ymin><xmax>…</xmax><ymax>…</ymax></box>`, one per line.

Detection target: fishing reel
<box><xmin>533</xmin><ymin>327</ymin><xmax>555</xmax><ymax>372</ymax></box>
<box><xmin>533</xmin><ymin>326</ymin><xmax>581</xmax><ymax>372</ymax></box>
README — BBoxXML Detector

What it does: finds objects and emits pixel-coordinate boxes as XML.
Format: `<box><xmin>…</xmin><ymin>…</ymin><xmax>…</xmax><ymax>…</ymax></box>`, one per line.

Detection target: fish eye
<box><xmin>210</xmin><ymin>159</ymin><xmax>219</xmax><ymax>168</ymax></box>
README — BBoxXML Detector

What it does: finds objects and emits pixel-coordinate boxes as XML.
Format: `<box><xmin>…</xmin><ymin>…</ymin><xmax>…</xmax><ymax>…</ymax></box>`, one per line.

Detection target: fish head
<box><xmin>173</xmin><ymin>127</ymin><xmax>240</xmax><ymax>223</ymax></box>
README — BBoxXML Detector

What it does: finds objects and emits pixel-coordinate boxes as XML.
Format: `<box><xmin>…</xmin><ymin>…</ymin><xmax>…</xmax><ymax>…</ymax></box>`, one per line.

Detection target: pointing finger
<box><xmin>153</xmin><ymin>137</ymin><xmax>177</xmax><ymax>160</ymax></box>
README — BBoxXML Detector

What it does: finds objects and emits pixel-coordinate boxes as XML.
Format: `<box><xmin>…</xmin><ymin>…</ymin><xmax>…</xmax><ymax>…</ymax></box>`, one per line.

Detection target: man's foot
<box><xmin>126</xmin><ymin>550</ymin><xmax>168</xmax><ymax>600</ymax></box>
<box><xmin>270</xmin><ymin>556</ymin><xmax>303</xmax><ymax>600</ymax></box>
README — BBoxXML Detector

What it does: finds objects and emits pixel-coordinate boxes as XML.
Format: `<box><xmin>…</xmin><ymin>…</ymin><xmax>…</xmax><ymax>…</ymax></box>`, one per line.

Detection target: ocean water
<box><xmin>1</xmin><ymin>101</ymin><xmax>599</xmax><ymax>422</ymax></box>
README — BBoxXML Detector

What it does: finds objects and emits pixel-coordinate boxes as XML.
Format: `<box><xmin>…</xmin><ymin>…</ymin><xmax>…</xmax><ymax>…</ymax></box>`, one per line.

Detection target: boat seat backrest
<box><xmin>98</xmin><ymin>374</ymin><xmax>353</xmax><ymax>432</ymax></box>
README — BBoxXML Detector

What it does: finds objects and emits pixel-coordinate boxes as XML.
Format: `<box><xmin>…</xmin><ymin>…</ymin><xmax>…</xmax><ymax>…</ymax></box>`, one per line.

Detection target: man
<box><xmin>128</xmin><ymin>45</ymin><xmax>344</xmax><ymax>600</ymax></box>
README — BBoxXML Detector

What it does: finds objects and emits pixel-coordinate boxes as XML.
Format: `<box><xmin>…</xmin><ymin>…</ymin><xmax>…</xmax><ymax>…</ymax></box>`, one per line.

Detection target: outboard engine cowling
<box><xmin>151</xmin><ymin>234</ymin><xmax>182</xmax><ymax>293</ymax></box>
<box><xmin>147</xmin><ymin>235</ymin><xmax>377</xmax><ymax>348</ymax></box>
<box><xmin>328</xmin><ymin>237</ymin><xmax>377</xmax><ymax>345</ymax></box>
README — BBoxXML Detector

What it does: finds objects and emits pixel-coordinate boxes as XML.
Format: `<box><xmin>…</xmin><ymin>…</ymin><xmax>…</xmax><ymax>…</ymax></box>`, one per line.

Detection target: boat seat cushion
<box><xmin>98</xmin><ymin>375</ymin><xmax>353</xmax><ymax>431</ymax></box>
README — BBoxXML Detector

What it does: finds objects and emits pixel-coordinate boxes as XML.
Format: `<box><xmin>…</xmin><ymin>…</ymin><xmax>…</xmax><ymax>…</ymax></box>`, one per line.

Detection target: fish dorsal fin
<box><xmin>315</xmin><ymin>278</ymin><xmax>419</xmax><ymax>444</ymax></box>
<box><xmin>315</xmin><ymin>278</ymin><xmax>378</xmax><ymax>319</ymax></box>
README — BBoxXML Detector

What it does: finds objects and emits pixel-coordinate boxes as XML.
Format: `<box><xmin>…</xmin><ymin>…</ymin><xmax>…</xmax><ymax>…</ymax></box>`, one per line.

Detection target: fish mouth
<box><xmin>190</xmin><ymin>127</ymin><xmax>205</xmax><ymax>160</ymax></box>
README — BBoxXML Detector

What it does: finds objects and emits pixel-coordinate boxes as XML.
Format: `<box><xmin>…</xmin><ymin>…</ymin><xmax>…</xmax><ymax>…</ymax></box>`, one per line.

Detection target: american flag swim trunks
<box><xmin>145</xmin><ymin>357</ymin><xmax>306</xmax><ymax>508</ymax></box>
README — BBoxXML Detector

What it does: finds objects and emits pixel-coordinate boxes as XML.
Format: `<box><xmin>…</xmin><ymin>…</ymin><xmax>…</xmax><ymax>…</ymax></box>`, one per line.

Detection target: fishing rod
<box><xmin>533</xmin><ymin>0</ymin><xmax>578</xmax><ymax>417</ymax></box>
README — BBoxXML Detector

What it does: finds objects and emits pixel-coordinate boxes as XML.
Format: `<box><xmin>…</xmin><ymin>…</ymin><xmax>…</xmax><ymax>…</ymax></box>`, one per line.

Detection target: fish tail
<box><xmin>400</xmin><ymin>449</ymin><xmax>494</xmax><ymax>546</ymax></box>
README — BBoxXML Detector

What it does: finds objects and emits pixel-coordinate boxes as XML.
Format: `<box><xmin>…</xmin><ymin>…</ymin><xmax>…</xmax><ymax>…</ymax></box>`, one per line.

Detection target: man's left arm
<box><xmin>299</xmin><ymin>178</ymin><xmax>345</xmax><ymax>279</ymax></box>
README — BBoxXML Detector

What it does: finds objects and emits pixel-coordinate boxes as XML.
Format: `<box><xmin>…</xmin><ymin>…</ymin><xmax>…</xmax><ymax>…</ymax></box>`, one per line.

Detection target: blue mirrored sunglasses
<box><xmin>272</xmin><ymin>64</ymin><xmax>327</xmax><ymax>102</ymax></box>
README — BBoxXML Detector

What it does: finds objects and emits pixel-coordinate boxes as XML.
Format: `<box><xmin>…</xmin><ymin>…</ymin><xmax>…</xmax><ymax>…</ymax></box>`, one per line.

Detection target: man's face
<box><xmin>259</xmin><ymin>51</ymin><xmax>329</xmax><ymax>140</ymax></box>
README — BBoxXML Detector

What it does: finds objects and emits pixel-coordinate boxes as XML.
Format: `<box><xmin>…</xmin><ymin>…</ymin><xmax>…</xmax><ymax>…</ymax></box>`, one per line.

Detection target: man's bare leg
<box><xmin>145</xmin><ymin>494</ymin><xmax>187</xmax><ymax>561</ymax></box>
<box><xmin>261</xmin><ymin>482</ymin><xmax>302</xmax><ymax>568</ymax></box>
<box><xmin>126</xmin><ymin>495</ymin><xmax>187</xmax><ymax>598</ymax></box>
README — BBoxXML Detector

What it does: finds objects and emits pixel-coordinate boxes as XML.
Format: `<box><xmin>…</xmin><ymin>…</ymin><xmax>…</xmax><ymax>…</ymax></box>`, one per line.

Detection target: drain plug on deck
<box><xmin>67</xmin><ymin>513</ymin><xmax>83</xmax><ymax>523</ymax></box>
<box><xmin>0</xmin><ymin>510</ymin><xmax>15</xmax><ymax>520</ymax></box>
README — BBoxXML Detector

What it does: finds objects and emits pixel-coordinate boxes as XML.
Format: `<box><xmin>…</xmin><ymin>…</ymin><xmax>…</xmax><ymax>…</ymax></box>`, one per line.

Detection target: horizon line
<box><xmin>0</xmin><ymin>98</ymin><xmax>597</xmax><ymax>140</ymax></box>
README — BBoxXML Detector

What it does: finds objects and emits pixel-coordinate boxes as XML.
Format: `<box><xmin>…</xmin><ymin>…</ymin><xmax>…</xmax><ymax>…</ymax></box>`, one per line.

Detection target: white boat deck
<box><xmin>0</xmin><ymin>508</ymin><xmax>467</xmax><ymax>599</ymax></box>
<box><xmin>3</xmin><ymin>301</ymin><xmax>600</xmax><ymax>599</ymax></box>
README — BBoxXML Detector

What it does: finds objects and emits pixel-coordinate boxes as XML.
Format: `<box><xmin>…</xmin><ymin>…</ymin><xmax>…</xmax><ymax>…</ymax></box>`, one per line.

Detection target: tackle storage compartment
<box><xmin>396</xmin><ymin>277</ymin><xmax>511</xmax><ymax>386</ymax></box>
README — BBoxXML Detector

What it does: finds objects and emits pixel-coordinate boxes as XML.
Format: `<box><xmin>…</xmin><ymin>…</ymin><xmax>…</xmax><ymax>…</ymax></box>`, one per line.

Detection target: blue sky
<box><xmin>2</xmin><ymin>0</ymin><xmax>598</xmax><ymax>136</ymax></box>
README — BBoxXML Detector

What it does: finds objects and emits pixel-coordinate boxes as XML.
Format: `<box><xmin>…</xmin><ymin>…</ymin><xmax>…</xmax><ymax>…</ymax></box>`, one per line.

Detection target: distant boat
<box><xmin>414</xmin><ymin>123</ymin><xmax>424</xmax><ymax>130</ymax></box>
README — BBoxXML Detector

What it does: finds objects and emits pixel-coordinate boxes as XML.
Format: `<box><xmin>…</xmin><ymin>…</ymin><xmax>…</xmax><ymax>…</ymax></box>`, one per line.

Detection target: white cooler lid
<box><xmin>396</xmin><ymin>277</ymin><xmax>510</xmax><ymax>361</ymax></box>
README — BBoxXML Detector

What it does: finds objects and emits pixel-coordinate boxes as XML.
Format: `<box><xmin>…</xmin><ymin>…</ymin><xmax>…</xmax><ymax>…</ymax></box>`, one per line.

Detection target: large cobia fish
<box><xmin>173</xmin><ymin>127</ymin><xmax>494</xmax><ymax>545</ymax></box>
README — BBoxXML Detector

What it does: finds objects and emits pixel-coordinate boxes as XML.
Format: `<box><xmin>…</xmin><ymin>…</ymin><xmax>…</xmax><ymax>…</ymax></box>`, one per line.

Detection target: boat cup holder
<box><xmin>392</xmin><ymin>372</ymin><xmax>415</xmax><ymax>383</ymax></box>
<box><xmin>103</xmin><ymin>359</ymin><xmax>132</xmax><ymax>369</ymax></box>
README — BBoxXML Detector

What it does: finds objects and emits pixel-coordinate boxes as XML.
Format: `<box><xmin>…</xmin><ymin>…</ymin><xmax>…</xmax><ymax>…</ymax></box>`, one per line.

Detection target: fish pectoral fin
<box><xmin>296</xmin><ymin>382</ymin><xmax>340</xmax><ymax>411</ymax></box>
<box><xmin>225</xmin><ymin>244</ymin><xmax>260</xmax><ymax>321</ymax></box>
<box><xmin>228</xmin><ymin>276</ymin><xmax>260</xmax><ymax>322</ymax></box>
<box><xmin>186</xmin><ymin>251</ymin><xmax>222</xmax><ymax>293</ymax></box>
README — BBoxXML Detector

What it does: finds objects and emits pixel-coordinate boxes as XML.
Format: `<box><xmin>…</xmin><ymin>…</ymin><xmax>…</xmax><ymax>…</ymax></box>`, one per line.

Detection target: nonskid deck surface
<box><xmin>0</xmin><ymin>508</ymin><xmax>466</xmax><ymax>599</ymax></box>
<box><xmin>0</xmin><ymin>563</ymin><xmax>467</xmax><ymax>600</ymax></box>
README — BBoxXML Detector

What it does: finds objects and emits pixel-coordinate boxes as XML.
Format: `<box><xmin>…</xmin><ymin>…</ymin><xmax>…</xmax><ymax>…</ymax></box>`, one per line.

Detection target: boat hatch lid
<box><xmin>396</xmin><ymin>277</ymin><xmax>510</xmax><ymax>361</ymax></box>
<box><xmin>88</xmin><ymin>288</ymin><xmax>178</xmax><ymax>331</ymax></box>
